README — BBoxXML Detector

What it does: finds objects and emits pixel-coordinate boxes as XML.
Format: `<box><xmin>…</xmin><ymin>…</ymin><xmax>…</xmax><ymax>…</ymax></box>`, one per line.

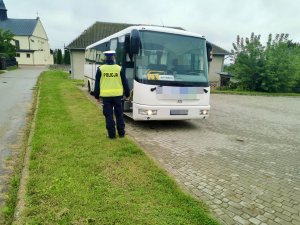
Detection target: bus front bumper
<box><xmin>132</xmin><ymin>103</ymin><xmax>210</xmax><ymax>121</ymax></box>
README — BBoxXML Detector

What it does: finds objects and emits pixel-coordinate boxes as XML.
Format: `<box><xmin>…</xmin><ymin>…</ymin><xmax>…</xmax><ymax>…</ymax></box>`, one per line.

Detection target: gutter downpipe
<box><xmin>28</xmin><ymin>36</ymin><xmax>34</xmax><ymax>64</ymax></box>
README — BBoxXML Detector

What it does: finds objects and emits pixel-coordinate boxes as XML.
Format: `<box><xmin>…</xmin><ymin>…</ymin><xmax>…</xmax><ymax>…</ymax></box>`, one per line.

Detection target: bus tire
<box><xmin>88</xmin><ymin>81</ymin><xmax>94</xmax><ymax>95</ymax></box>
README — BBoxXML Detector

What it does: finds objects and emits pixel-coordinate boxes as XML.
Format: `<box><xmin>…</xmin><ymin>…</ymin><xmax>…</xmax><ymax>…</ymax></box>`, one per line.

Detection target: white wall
<box><xmin>70</xmin><ymin>50</ymin><xmax>85</xmax><ymax>80</ymax></box>
<box><xmin>16</xmin><ymin>52</ymin><xmax>34</xmax><ymax>64</ymax></box>
<box><xmin>13</xmin><ymin>19</ymin><xmax>53</xmax><ymax>65</ymax></box>
<box><xmin>208</xmin><ymin>55</ymin><xmax>224</xmax><ymax>86</ymax></box>
<box><xmin>32</xmin><ymin>20</ymin><xmax>48</xmax><ymax>40</ymax></box>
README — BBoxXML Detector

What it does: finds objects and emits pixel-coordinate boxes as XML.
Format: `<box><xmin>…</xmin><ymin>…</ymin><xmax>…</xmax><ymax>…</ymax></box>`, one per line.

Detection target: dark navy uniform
<box><xmin>94</xmin><ymin>51</ymin><xmax>130</xmax><ymax>139</ymax></box>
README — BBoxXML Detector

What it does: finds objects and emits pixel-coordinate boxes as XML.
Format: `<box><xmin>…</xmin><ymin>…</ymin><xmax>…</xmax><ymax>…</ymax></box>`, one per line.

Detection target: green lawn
<box><xmin>7</xmin><ymin>66</ymin><xmax>18</xmax><ymax>71</ymax></box>
<box><xmin>17</xmin><ymin>71</ymin><xmax>219</xmax><ymax>224</ymax></box>
<box><xmin>0</xmin><ymin>66</ymin><xmax>18</xmax><ymax>74</ymax></box>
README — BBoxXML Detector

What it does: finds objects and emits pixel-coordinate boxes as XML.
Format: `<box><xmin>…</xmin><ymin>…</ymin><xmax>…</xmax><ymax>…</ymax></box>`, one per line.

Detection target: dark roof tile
<box><xmin>211</xmin><ymin>43</ymin><xmax>231</xmax><ymax>55</ymax></box>
<box><xmin>0</xmin><ymin>18</ymin><xmax>37</xmax><ymax>35</ymax></box>
<box><xmin>0</xmin><ymin>0</ymin><xmax>6</xmax><ymax>10</ymax></box>
<box><xmin>67</xmin><ymin>21</ymin><xmax>135</xmax><ymax>49</ymax></box>
<box><xmin>67</xmin><ymin>21</ymin><xmax>230</xmax><ymax>55</ymax></box>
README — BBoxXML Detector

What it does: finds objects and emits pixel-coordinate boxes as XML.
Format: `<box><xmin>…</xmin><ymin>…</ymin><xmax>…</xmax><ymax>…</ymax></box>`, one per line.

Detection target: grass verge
<box><xmin>7</xmin><ymin>66</ymin><xmax>18</xmax><ymax>71</ymax></box>
<box><xmin>19</xmin><ymin>70</ymin><xmax>219</xmax><ymax>224</ymax></box>
<box><xmin>0</xmin><ymin>66</ymin><xmax>18</xmax><ymax>74</ymax></box>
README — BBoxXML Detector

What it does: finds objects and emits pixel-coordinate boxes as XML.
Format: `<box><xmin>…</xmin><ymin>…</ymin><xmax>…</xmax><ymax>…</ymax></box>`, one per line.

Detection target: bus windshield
<box><xmin>135</xmin><ymin>31</ymin><xmax>209</xmax><ymax>87</ymax></box>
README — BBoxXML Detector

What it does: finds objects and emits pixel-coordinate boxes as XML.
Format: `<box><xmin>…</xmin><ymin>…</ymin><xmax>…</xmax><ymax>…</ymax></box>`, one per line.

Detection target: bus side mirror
<box><xmin>130</xmin><ymin>29</ymin><xmax>140</xmax><ymax>55</ymax></box>
<box><xmin>124</xmin><ymin>34</ymin><xmax>133</xmax><ymax>61</ymax></box>
<box><xmin>206</xmin><ymin>42</ymin><xmax>213</xmax><ymax>62</ymax></box>
<box><xmin>125</xmin><ymin>34</ymin><xmax>131</xmax><ymax>53</ymax></box>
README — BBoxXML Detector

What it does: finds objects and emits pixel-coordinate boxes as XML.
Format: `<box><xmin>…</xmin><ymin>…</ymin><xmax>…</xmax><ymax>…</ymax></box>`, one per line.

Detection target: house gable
<box><xmin>32</xmin><ymin>18</ymin><xmax>48</xmax><ymax>40</ymax></box>
<box><xmin>0</xmin><ymin>0</ymin><xmax>53</xmax><ymax>65</ymax></box>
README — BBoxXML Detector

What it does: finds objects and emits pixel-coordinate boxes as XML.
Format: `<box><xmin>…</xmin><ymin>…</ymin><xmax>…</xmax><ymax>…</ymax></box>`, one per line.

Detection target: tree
<box><xmin>263</xmin><ymin>34</ymin><xmax>296</xmax><ymax>92</ymax></box>
<box><xmin>0</xmin><ymin>28</ymin><xmax>16</xmax><ymax>58</ymax></box>
<box><xmin>229</xmin><ymin>32</ymin><xmax>265</xmax><ymax>91</ymax></box>
<box><xmin>289</xmin><ymin>42</ymin><xmax>300</xmax><ymax>92</ymax></box>
<box><xmin>57</xmin><ymin>49</ymin><xmax>63</xmax><ymax>64</ymax></box>
<box><xmin>64</xmin><ymin>49</ymin><xmax>70</xmax><ymax>65</ymax></box>
<box><xmin>53</xmin><ymin>49</ymin><xmax>58</xmax><ymax>64</ymax></box>
<box><xmin>228</xmin><ymin>33</ymin><xmax>300</xmax><ymax>92</ymax></box>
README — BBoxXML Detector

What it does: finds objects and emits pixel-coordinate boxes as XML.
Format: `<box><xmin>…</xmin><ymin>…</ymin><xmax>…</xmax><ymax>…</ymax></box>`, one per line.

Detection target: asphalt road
<box><xmin>126</xmin><ymin>94</ymin><xmax>300</xmax><ymax>225</ymax></box>
<box><xmin>0</xmin><ymin>66</ymin><xmax>45</xmax><ymax>206</ymax></box>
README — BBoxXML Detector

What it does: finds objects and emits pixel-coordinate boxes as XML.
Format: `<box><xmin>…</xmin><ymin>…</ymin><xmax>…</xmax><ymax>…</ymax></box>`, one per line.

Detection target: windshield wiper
<box><xmin>150</xmin><ymin>85</ymin><xmax>162</xmax><ymax>92</ymax></box>
<box><xmin>150</xmin><ymin>82</ymin><xmax>192</xmax><ymax>92</ymax></box>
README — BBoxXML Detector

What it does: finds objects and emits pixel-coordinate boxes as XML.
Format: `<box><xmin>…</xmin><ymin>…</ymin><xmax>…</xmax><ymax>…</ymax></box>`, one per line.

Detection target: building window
<box><xmin>16</xmin><ymin>53</ymin><xmax>20</xmax><ymax>57</ymax></box>
<box><xmin>27</xmin><ymin>54</ymin><xmax>30</xmax><ymax>58</ymax></box>
<box><xmin>15</xmin><ymin>40</ymin><xmax>20</xmax><ymax>50</ymax></box>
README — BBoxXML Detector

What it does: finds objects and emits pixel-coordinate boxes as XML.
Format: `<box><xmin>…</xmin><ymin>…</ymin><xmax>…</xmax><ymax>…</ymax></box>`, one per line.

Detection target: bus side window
<box><xmin>110</xmin><ymin>39</ymin><xmax>118</xmax><ymax>51</ymax></box>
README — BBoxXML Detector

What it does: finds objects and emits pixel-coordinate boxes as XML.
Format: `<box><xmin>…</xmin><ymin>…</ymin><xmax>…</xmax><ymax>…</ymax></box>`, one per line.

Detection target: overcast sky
<box><xmin>4</xmin><ymin>0</ymin><xmax>300</xmax><ymax>52</ymax></box>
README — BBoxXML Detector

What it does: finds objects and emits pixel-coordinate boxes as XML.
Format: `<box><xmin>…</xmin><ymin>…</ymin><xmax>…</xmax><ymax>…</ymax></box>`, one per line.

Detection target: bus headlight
<box><xmin>138</xmin><ymin>109</ymin><xmax>157</xmax><ymax>116</ymax></box>
<box><xmin>200</xmin><ymin>110</ymin><xmax>209</xmax><ymax>115</ymax></box>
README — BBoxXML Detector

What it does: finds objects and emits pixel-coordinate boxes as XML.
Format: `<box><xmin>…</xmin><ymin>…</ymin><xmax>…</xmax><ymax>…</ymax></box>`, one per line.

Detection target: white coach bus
<box><xmin>84</xmin><ymin>25</ymin><xmax>212</xmax><ymax>120</ymax></box>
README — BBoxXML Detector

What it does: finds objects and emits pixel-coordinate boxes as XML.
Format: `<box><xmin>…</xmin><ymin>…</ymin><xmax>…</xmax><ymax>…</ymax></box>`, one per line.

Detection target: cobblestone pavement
<box><xmin>125</xmin><ymin>94</ymin><xmax>300</xmax><ymax>225</ymax></box>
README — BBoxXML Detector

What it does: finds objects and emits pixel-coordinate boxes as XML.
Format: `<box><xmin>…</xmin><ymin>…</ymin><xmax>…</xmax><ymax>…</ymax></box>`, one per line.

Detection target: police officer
<box><xmin>94</xmin><ymin>50</ymin><xmax>130</xmax><ymax>139</ymax></box>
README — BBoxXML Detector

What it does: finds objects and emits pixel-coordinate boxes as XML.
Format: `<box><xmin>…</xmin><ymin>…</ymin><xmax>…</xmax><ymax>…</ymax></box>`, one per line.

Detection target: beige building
<box><xmin>0</xmin><ymin>0</ymin><xmax>53</xmax><ymax>65</ymax></box>
<box><xmin>68</xmin><ymin>49</ymin><xmax>85</xmax><ymax>80</ymax></box>
<box><xmin>67</xmin><ymin>22</ymin><xmax>133</xmax><ymax>80</ymax></box>
<box><xmin>208</xmin><ymin>44</ymin><xmax>230</xmax><ymax>87</ymax></box>
<box><xmin>67</xmin><ymin>21</ymin><xmax>229</xmax><ymax>86</ymax></box>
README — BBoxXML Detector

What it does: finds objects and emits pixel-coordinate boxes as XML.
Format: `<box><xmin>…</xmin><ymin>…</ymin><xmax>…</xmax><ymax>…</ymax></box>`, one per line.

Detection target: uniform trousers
<box><xmin>102</xmin><ymin>96</ymin><xmax>125</xmax><ymax>138</ymax></box>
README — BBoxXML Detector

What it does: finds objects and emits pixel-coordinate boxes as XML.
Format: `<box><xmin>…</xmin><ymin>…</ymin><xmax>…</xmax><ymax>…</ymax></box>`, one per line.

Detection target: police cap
<box><xmin>103</xmin><ymin>50</ymin><xmax>116</xmax><ymax>57</ymax></box>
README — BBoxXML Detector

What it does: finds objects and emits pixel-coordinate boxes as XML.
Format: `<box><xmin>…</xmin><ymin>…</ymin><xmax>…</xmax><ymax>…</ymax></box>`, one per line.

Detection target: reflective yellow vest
<box><xmin>100</xmin><ymin>64</ymin><xmax>123</xmax><ymax>97</ymax></box>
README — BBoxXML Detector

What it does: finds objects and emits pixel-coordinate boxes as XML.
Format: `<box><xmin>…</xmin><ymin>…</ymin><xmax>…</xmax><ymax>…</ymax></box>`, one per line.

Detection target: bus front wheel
<box><xmin>88</xmin><ymin>82</ymin><xmax>94</xmax><ymax>95</ymax></box>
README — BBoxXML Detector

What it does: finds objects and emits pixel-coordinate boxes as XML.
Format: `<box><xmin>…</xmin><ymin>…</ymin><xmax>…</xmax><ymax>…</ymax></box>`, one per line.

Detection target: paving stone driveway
<box><xmin>125</xmin><ymin>94</ymin><xmax>300</xmax><ymax>225</ymax></box>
